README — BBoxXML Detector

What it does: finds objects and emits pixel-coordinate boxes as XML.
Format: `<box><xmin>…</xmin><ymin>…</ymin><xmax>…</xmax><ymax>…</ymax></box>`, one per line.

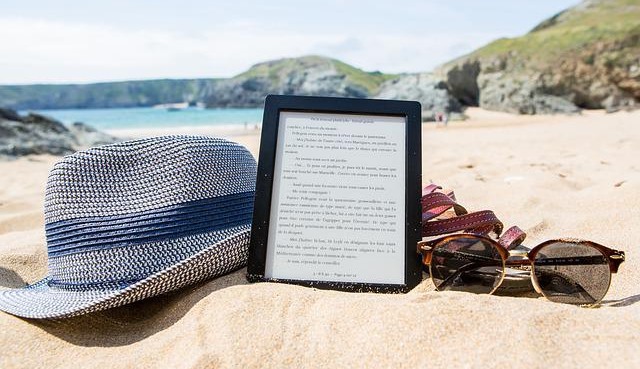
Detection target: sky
<box><xmin>0</xmin><ymin>0</ymin><xmax>579</xmax><ymax>85</ymax></box>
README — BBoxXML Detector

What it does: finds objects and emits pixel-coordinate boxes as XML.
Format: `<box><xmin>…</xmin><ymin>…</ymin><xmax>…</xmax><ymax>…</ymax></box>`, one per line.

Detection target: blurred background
<box><xmin>0</xmin><ymin>0</ymin><xmax>638</xmax><ymax>157</ymax></box>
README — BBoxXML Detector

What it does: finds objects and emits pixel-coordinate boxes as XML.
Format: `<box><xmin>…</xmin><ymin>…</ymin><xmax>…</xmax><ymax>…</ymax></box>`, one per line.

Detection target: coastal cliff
<box><xmin>0</xmin><ymin>79</ymin><xmax>216</xmax><ymax>110</ymax></box>
<box><xmin>202</xmin><ymin>56</ymin><xmax>395</xmax><ymax>108</ymax></box>
<box><xmin>436</xmin><ymin>0</ymin><xmax>640</xmax><ymax>114</ymax></box>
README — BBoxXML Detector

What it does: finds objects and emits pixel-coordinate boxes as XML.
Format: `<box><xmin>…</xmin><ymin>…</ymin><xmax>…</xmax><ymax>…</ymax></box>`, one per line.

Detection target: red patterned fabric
<box><xmin>421</xmin><ymin>183</ymin><xmax>526</xmax><ymax>249</ymax></box>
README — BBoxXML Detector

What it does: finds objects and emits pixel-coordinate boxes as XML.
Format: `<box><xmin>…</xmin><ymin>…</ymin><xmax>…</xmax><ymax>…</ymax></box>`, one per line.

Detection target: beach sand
<box><xmin>1</xmin><ymin>108</ymin><xmax>639</xmax><ymax>368</ymax></box>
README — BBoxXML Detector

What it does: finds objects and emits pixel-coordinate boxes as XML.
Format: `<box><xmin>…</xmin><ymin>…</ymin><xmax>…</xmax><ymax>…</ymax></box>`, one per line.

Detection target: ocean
<box><xmin>24</xmin><ymin>107</ymin><xmax>264</xmax><ymax>132</ymax></box>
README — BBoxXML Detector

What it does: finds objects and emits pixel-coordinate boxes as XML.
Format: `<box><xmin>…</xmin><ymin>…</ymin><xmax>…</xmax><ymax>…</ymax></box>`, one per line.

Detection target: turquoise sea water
<box><xmin>24</xmin><ymin>107</ymin><xmax>264</xmax><ymax>131</ymax></box>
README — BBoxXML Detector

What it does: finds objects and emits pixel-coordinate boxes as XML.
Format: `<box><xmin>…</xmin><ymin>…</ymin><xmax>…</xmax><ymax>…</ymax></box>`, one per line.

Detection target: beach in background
<box><xmin>1</xmin><ymin>108</ymin><xmax>639</xmax><ymax>368</ymax></box>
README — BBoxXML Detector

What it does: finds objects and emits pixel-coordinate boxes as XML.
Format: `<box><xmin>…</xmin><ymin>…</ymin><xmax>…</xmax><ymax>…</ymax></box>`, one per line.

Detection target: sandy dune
<box><xmin>0</xmin><ymin>108</ymin><xmax>639</xmax><ymax>368</ymax></box>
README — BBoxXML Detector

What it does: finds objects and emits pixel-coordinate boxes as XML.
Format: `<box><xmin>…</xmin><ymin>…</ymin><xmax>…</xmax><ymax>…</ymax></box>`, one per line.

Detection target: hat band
<box><xmin>47</xmin><ymin>225</ymin><xmax>251</xmax><ymax>291</ymax></box>
<box><xmin>46</xmin><ymin>277</ymin><xmax>140</xmax><ymax>291</ymax></box>
<box><xmin>45</xmin><ymin>192</ymin><xmax>254</xmax><ymax>257</ymax></box>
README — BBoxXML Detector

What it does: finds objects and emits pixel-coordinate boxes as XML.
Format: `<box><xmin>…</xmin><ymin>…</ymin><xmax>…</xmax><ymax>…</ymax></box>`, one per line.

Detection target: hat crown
<box><xmin>43</xmin><ymin>136</ymin><xmax>256</xmax><ymax>290</ymax></box>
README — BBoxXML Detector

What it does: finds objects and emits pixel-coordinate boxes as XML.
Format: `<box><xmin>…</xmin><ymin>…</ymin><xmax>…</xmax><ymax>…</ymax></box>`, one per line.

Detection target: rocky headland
<box><xmin>435</xmin><ymin>0</ymin><xmax>640</xmax><ymax>114</ymax></box>
<box><xmin>203</xmin><ymin>56</ymin><xmax>395</xmax><ymax>108</ymax></box>
<box><xmin>0</xmin><ymin>108</ymin><xmax>118</xmax><ymax>159</ymax></box>
<box><xmin>374</xmin><ymin>73</ymin><xmax>464</xmax><ymax>120</ymax></box>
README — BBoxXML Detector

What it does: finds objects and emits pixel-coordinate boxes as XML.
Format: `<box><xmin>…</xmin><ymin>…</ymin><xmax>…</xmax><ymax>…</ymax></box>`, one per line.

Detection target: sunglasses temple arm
<box><xmin>534</xmin><ymin>255</ymin><xmax>610</xmax><ymax>266</ymax></box>
<box><xmin>433</xmin><ymin>258</ymin><xmax>503</xmax><ymax>289</ymax></box>
<box><xmin>435</xmin><ymin>262</ymin><xmax>478</xmax><ymax>289</ymax></box>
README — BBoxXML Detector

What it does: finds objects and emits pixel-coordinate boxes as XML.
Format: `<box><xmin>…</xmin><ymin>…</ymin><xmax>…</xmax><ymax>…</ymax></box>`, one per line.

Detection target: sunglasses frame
<box><xmin>417</xmin><ymin>234</ymin><xmax>626</xmax><ymax>306</ymax></box>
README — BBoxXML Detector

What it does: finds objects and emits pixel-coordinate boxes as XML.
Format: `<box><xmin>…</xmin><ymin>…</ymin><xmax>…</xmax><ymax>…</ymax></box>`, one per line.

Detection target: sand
<box><xmin>1</xmin><ymin>108</ymin><xmax>639</xmax><ymax>368</ymax></box>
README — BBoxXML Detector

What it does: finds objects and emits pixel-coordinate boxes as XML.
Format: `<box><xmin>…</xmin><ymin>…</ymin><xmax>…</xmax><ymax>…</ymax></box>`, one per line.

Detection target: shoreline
<box><xmin>102</xmin><ymin>107</ymin><xmax>628</xmax><ymax>140</ymax></box>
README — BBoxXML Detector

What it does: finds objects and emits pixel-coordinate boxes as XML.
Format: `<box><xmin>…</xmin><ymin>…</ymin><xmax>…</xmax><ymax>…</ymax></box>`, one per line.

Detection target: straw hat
<box><xmin>0</xmin><ymin>135</ymin><xmax>256</xmax><ymax>319</ymax></box>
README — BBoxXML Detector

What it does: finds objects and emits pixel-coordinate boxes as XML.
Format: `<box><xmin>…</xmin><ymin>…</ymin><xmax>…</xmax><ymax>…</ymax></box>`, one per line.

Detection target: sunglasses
<box><xmin>417</xmin><ymin>234</ymin><xmax>625</xmax><ymax>306</ymax></box>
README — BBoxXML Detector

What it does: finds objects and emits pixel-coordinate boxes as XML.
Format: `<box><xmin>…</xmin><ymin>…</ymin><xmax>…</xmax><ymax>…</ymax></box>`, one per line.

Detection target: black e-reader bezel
<box><xmin>247</xmin><ymin>95</ymin><xmax>422</xmax><ymax>293</ymax></box>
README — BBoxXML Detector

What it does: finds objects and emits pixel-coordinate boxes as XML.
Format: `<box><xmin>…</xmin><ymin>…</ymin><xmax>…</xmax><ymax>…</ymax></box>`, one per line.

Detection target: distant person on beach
<box><xmin>244</xmin><ymin>122</ymin><xmax>248</xmax><ymax>130</ymax></box>
<box><xmin>435</xmin><ymin>112</ymin><xmax>448</xmax><ymax>128</ymax></box>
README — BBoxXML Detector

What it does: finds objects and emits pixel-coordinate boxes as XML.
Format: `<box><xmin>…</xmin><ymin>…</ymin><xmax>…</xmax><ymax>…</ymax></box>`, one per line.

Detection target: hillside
<box><xmin>437</xmin><ymin>0</ymin><xmax>640</xmax><ymax>113</ymax></box>
<box><xmin>0</xmin><ymin>79</ymin><xmax>217</xmax><ymax>110</ymax></box>
<box><xmin>203</xmin><ymin>55</ymin><xmax>396</xmax><ymax>108</ymax></box>
<box><xmin>0</xmin><ymin>56</ymin><xmax>396</xmax><ymax>110</ymax></box>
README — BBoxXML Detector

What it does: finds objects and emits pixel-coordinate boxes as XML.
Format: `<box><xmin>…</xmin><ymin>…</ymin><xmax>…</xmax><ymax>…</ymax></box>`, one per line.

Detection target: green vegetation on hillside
<box><xmin>332</xmin><ymin>59</ymin><xmax>397</xmax><ymax>95</ymax></box>
<box><xmin>0</xmin><ymin>79</ymin><xmax>217</xmax><ymax>110</ymax></box>
<box><xmin>437</xmin><ymin>0</ymin><xmax>640</xmax><ymax>113</ymax></box>
<box><xmin>473</xmin><ymin>0</ymin><xmax>640</xmax><ymax>65</ymax></box>
<box><xmin>236</xmin><ymin>55</ymin><xmax>396</xmax><ymax>95</ymax></box>
<box><xmin>0</xmin><ymin>55</ymin><xmax>396</xmax><ymax>110</ymax></box>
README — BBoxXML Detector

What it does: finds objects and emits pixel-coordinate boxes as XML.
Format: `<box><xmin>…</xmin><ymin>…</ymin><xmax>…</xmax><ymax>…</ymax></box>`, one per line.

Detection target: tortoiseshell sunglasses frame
<box><xmin>417</xmin><ymin>234</ymin><xmax>625</xmax><ymax>306</ymax></box>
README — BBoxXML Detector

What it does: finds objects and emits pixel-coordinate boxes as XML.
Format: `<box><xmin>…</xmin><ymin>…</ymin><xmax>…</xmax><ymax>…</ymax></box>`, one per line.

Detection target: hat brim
<box><xmin>0</xmin><ymin>227</ymin><xmax>251</xmax><ymax>319</ymax></box>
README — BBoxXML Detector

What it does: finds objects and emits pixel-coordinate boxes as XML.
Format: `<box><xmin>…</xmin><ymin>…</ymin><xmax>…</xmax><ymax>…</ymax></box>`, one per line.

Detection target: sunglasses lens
<box><xmin>430</xmin><ymin>236</ymin><xmax>505</xmax><ymax>294</ymax></box>
<box><xmin>533</xmin><ymin>242</ymin><xmax>611</xmax><ymax>305</ymax></box>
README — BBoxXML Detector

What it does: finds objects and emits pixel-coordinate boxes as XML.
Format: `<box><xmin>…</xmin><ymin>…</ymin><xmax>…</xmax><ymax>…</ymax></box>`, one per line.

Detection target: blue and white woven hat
<box><xmin>0</xmin><ymin>135</ymin><xmax>257</xmax><ymax>319</ymax></box>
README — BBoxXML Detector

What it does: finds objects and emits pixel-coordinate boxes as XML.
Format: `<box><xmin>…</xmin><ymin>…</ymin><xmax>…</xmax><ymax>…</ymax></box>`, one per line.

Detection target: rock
<box><xmin>477</xmin><ymin>73</ymin><xmax>581</xmax><ymax>114</ymax></box>
<box><xmin>443</xmin><ymin>61</ymin><xmax>480</xmax><ymax>106</ymax></box>
<box><xmin>22</xmin><ymin>113</ymin><xmax>71</xmax><ymax>134</ymax></box>
<box><xmin>204</xmin><ymin>56</ymin><xmax>390</xmax><ymax>108</ymax></box>
<box><xmin>436</xmin><ymin>0</ymin><xmax>639</xmax><ymax>115</ymax></box>
<box><xmin>68</xmin><ymin>122</ymin><xmax>118</xmax><ymax>147</ymax></box>
<box><xmin>375</xmin><ymin>73</ymin><xmax>464</xmax><ymax>121</ymax></box>
<box><xmin>0</xmin><ymin>108</ymin><xmax>21</xmax><ymax>122</ymax></box>
<box><xmin>0</xmin><ymin>119</ymin><xmax>76</xmax><ymax>157</ymax></box>
<box><xmin>0</xmin><ymin>110</ymin><xmax>118</xmax><ymax>159</ymax></box>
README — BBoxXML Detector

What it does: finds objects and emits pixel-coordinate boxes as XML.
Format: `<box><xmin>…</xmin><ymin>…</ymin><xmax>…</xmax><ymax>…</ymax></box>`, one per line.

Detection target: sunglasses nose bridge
<box><xmin>506</xmin><ymin>249</ymin><xmax>542</xmax><ymax>293</ymax></box>
<box><xmin>508</xmin><ymin>250</ymin><xmax>530</xmax><ymax>260</ymax></box>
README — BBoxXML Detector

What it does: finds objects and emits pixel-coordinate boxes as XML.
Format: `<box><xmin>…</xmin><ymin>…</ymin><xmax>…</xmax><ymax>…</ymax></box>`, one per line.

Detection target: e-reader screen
<box><xmin>263</xmin><ymin>111</ymin><xmax>406</xmax><ymax>285</ymax></box>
